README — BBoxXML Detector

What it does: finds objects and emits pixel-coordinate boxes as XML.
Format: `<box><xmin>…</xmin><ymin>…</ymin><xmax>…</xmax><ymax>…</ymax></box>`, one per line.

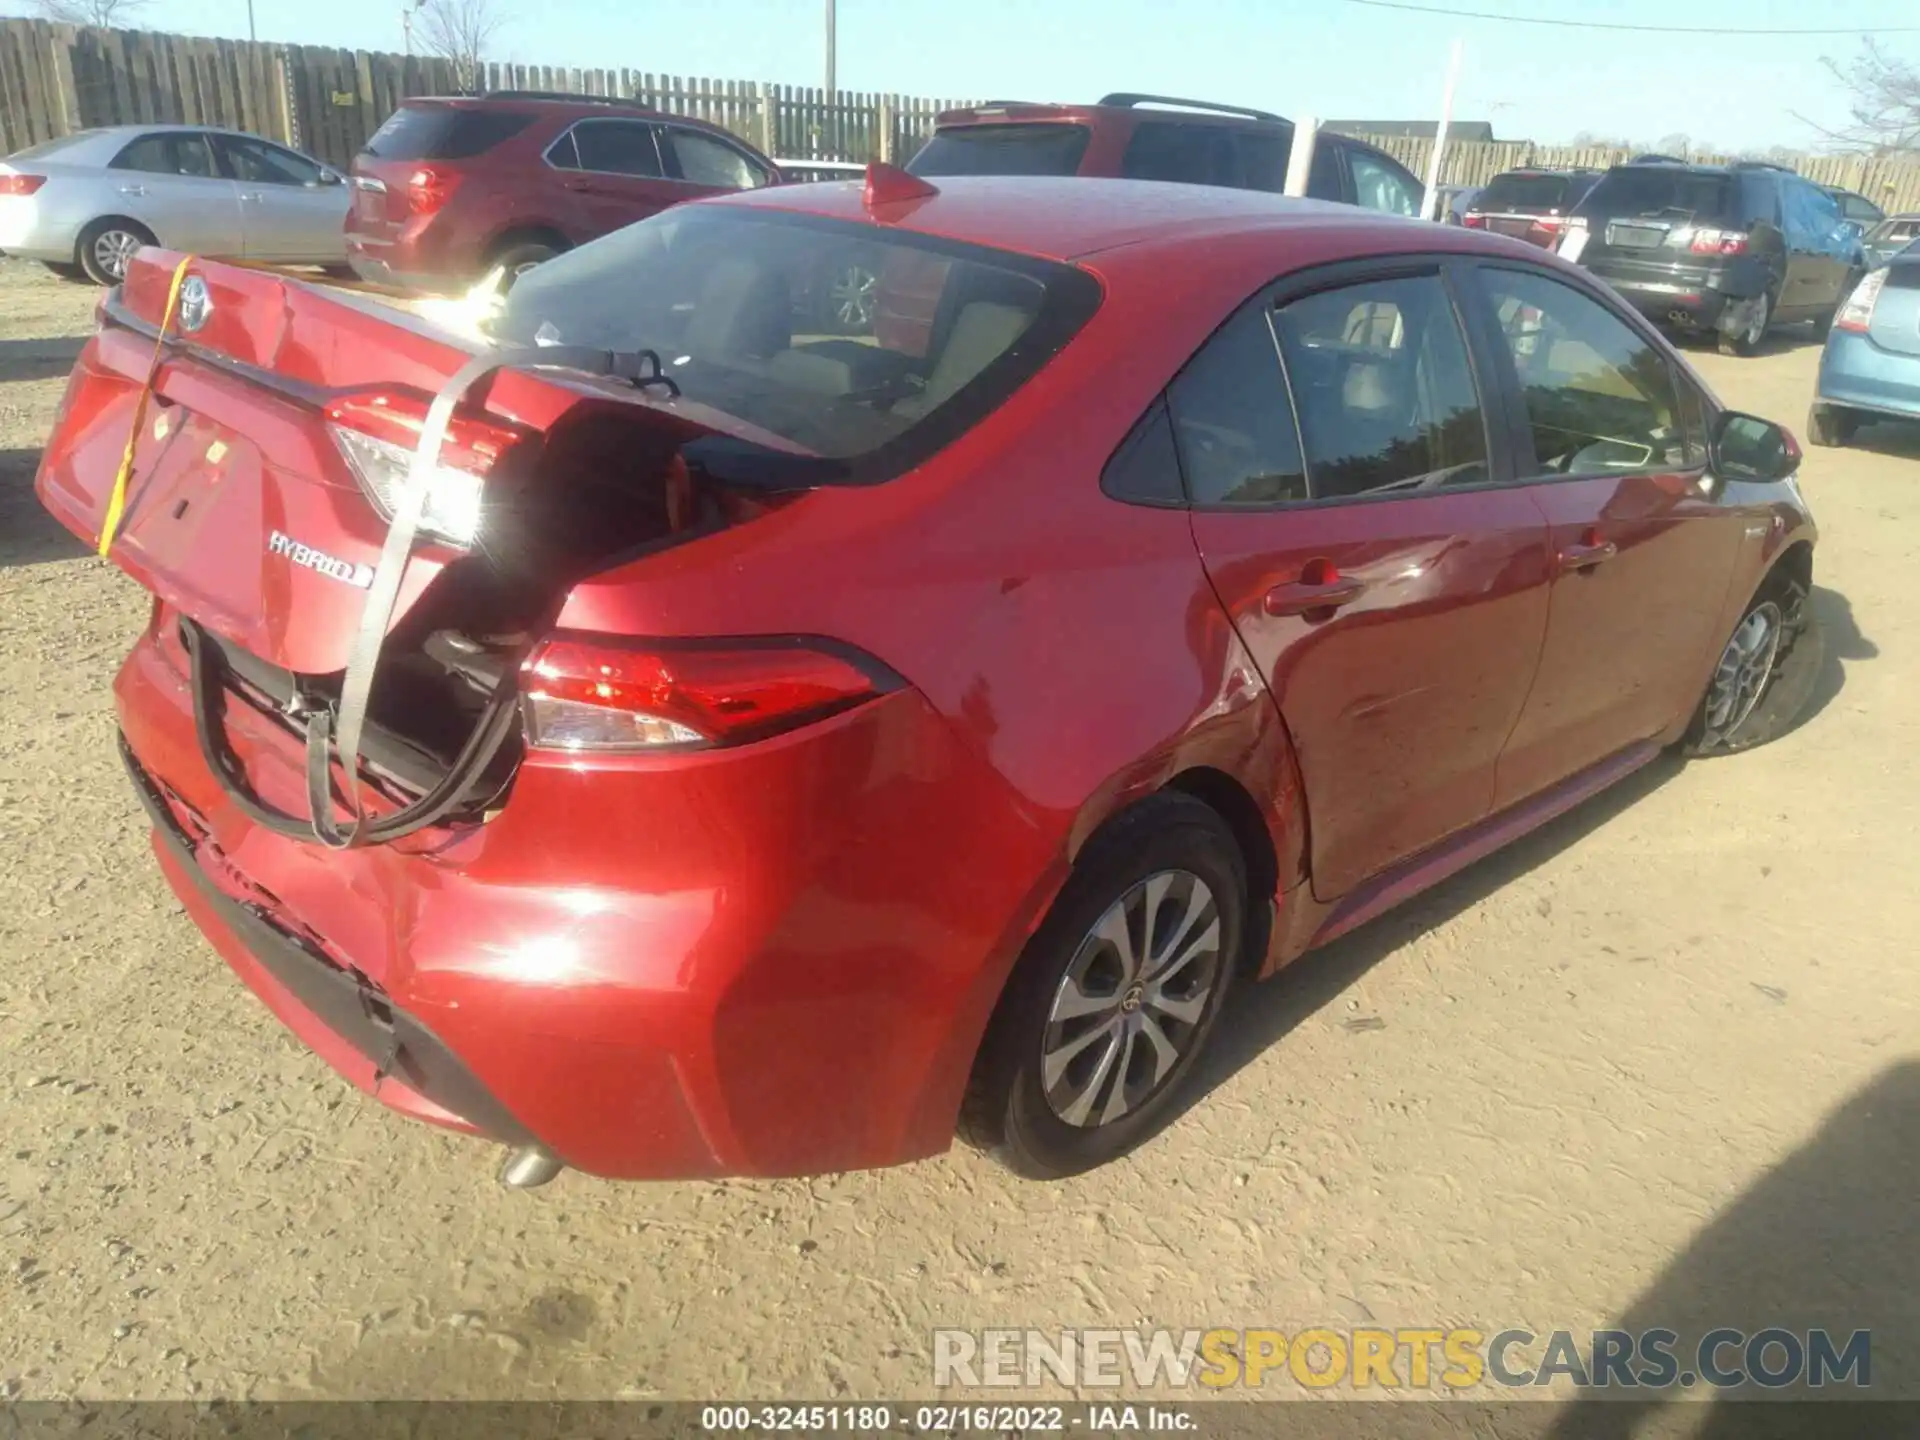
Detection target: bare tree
<box><xmin>414</xmin><ymin>0</ymin><xmax>505</xmax><ymax>93</ymax></box>
<box><xmin>1804</xmin><ymin>39</ymin><xmax>1920</xmax><ymax>155</ymax></box>
<box><xmin>34</xmin><ymin>0</ymin><xmax>148</xmax><ymax>25</ymax></box>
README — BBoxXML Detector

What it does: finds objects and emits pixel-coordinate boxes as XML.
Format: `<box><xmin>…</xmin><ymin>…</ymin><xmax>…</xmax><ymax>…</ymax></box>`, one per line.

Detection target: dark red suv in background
<box><xmin>346</xmin><ymin>91</ymin><xmax>782</xmax><ymax>292</ymax></box>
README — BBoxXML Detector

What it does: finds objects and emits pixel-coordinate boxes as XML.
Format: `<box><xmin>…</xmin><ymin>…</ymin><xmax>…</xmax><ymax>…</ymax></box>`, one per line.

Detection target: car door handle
<box><xmin>238</xmin><ymin>191</ymin><xmax>264</xmax><ymax>203</ymax></box>
<box><xmin>1556</xmin><ymin>534</ymin><xmax>1619</xmax><ymax>572</ymax></box>
<box><xmin>1264</xmin><ymin>573</ymin><xmax>1367</xmax><ymax>617</ymax></box>
<box><xmin>117</xmin><ymin>184</ymin><xmax>147</xmax><ymax>197</ymax></box>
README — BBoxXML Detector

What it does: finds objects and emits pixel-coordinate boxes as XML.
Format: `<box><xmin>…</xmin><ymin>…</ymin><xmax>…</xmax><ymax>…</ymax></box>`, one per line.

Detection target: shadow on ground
<box><xmin>1844</xmin><ymin>415</ymin><xmax>1920</xmax><ymax>461</ymax></box>
<box><xmin>0</xmin><ymin>447</ymin><xmax>87</xmax><ymax>568</ymax></box>
<box><xmin>0</xmin><ymin>334</ymin><xmax>87</xmax><ymax>385</ymax></box>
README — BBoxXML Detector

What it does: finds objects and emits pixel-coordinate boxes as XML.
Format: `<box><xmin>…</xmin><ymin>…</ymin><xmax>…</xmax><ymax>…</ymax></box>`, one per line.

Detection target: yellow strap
<box><xmin>97</xmin><ymin>256</ymin><xmax>194</xmax><ymax>558</ymax></box>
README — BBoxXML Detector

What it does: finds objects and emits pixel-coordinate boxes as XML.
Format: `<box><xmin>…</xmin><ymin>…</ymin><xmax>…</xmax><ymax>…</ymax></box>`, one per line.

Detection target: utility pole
<box><xmin>824</xmin><ymin>0</ymin><xmax>836</xmax><ymax>99</ymax></box>
<box><xmin>1420</xmin><ymin>38</ymin><xmax>1463</xmax><ymax>222</ymax></box>
<box><xmin>246</xmin><ymin>0</ymin><xmax>255</xmax><ymax>42</ymax></box>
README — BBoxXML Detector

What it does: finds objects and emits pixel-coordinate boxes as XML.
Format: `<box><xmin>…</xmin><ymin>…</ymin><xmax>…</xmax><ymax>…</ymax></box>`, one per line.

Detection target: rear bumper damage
<box><xmin>113</xmin><ymin>622</ymin><xmax>1040</xmax><ymax>1182</ymax></box>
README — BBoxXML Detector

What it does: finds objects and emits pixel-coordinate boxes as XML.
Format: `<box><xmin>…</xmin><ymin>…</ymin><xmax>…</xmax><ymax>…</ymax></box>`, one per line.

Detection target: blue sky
<box><xmin>9</xmin><ymin>0</ymin><xmax>1916</xmax><ymax>151</ymax></box>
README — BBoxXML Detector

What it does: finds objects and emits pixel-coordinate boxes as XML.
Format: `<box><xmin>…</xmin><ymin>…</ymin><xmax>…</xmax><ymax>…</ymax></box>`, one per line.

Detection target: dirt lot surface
<box><xmin>2</xmin><ymin>256</ymin><xmax>1918</xmax><ymax>1415</ymax></box>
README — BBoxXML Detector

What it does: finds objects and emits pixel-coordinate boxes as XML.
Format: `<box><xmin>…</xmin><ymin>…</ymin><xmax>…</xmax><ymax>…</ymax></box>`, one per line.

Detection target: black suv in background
<box><xmin>904</xmin><ymin>94</ymin><xmax>1427</xmax><ymax>215</ymax></box>
<box><xmin>1462</xmin><ymin>167</ymin><xmax>1602</xmax><ymax>247</ymax></box>
<box><xmin>1564</xmin><ymin>159</ymin><xmax>1864</xmax><ymax>355</ymax></box>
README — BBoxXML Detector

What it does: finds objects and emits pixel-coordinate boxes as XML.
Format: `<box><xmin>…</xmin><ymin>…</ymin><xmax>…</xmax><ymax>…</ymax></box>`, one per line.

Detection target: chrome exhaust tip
<box><xmin>499</xmin><ymin>1145</ymin><xmax>565</xmax><ymax>1189</ymax></box>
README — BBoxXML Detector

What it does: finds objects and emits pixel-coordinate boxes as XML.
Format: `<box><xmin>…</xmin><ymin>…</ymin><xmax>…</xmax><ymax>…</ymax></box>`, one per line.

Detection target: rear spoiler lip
<box><xmin>101</xmin><ymin>288</ymin><xmax>333</xmax><ymax>411</ymax></box>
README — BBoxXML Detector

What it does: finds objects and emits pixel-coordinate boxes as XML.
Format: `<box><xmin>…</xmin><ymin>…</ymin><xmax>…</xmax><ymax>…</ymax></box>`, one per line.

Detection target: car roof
<box><xmin>709</xmin><ymin>173</ymin><xmax>1516</xmax><ymax>263</ymax></box>
<box><xmin>933</xmin><ymin>98</ymin><xmax>1287</xmax><ymax>131</ymax></box>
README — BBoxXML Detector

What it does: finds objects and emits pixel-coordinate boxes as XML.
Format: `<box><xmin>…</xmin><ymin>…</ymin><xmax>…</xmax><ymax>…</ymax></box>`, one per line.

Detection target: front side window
<box><xmin>492</xmin><ymin>210</ymin><xmax>1100</xmax><ymax>483</ymax></box>
<box><xmin>569</xmin><ymin>120</ymin><xmax>663</xmax><ymax>177</ymax></box>
<box><xmin>218</xmin><ymin>136</ymin><xmax>323</xmax><ymax>186</ymax></box>
<box><xmin>1272</xmin><ymin>273</ymin><xmax>1489</xmax><ymax>497</ymax></box>
<box><xmin>668</xmin><ymin>129</ymin><xmax>767</xmax><ymax>190</ymax></box>
<box><xmin>1479</xmin><ymin>268</ymin><xmax>1691</xmax><ymax>476</ymax></box>
<box><xmin>1347</xmin><ymin>150</ymin><xmax>1422</xmax><ymax>216</ymax></box>
<box><xmin>111</xmin><ymin>132</ymin><xmax>217</xmax><ymax>178</ymax></box>
<box><xmin>1165</xmin><ymin>306</ymin><xmax>1307</xmax><ymax>506</ymax></box>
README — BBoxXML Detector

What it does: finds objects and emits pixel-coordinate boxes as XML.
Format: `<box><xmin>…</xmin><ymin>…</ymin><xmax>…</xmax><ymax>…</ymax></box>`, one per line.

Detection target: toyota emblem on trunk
<box><xmin>178</xmin><ymin>275</ymin><xmax>213</xmax><ymax>333</ymax></box>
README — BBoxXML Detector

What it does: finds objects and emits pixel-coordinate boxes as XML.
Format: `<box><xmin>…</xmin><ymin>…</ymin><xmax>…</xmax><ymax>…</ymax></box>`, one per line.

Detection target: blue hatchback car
<box><xmin>1810</xmin><ymin>245</ymin><xmax>1920</xmax><ymax>447</ymax></box>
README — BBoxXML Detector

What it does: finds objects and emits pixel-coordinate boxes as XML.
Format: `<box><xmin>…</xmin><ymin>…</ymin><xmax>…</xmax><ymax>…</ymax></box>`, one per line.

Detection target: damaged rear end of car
<box><xmin>39</xmin><ymin>200</ymin><xmax>1102</xmax><ymax>1181</ymax></box>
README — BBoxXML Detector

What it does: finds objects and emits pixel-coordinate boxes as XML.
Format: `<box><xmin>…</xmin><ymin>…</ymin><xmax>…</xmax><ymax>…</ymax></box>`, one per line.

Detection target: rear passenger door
<box><xmin>1181</xmin><ymin>262</ymin><xmax>1554</xmax><ymax>899</ymax></box>
<box><xmin>544</xmin><ymin>118</ymin><xmax>677</xmax><ymax>238</ymax></box>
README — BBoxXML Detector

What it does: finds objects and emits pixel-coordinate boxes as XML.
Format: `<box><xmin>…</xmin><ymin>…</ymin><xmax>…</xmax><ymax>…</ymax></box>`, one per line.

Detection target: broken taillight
<box><xmin>323</xmin><ymin>390</ymin><xmax>522</xmax><ymax>548</ymax></box>
<box><xmin>520</xmin><ymin>637</ymin><xmax>894</xmax><ymax>753</ymax></box>
<box><xmin>1834</xmin><ymin>268</ymin><xmax>1887</xmax><ymax>333</ymax></box>
<box><xmin>407</xmin><ymin>165</ymin><xmax>459</xmax><ymax>214</ymax></box>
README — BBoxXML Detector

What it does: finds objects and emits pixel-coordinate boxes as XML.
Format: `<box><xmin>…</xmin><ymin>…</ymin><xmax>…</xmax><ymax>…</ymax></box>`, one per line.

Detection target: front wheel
<box><xmin>1807</xmin><ymin>402</ymin><xmax>1857</xmax><ymax>448</ymax></box>
<box><xmin>1681</xmin><ymin>568</ymin><xmax>1823</xmax><ymax>756</ymax></box>
<box><xmin>1717</xmin><ymin>289</ymin><xmax>1772</xmax><ymax>357</ymax></box>
<box><xmin>961</xmin><ymin>792</ymin><xmax>1245</xmax><ymax>1179</ymax></box>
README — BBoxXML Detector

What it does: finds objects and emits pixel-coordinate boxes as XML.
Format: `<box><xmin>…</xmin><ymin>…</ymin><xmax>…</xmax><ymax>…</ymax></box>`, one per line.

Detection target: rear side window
<box><xmin>1166</xmin><ymin>306</ymin><xmax>1307</xmax><ymax>505</ymax></box>
<box><xmin>567</xmin><ymin>119</ymin><xmax>663</xmax><ymax>177</ymax></box>
<box><xmin>360</xmin><ymin>106</ymin><xmax>534</xmax><ymax>161</ymax></box>
<box><xmin>111</xmin><ymin>132</ymin><xmax>217</xmax><ymax>178</ymax></box>
<box><xmin>1122</xmin><ymin>122</ymin><xmax>1243</xmax><ymax>188</ymax></box>
<box><xmin>906</xmin><ymin>124</ymin><xmax>1090</xmax><ymax>177</ymax></box>
<box><xmin>1477</xmin><ymin>268</ymin><xmax>1688</xmax><ymax>475</ymax></box>
<box><xmin>1272</xmin><ymin>274</ymin><xmax>1488</xmax><ymax>497</ymax></box>
<box><xmin>1578</xmin><ymin>167</ymin><xmax>1736</xmax><ymax>223</ymax></box>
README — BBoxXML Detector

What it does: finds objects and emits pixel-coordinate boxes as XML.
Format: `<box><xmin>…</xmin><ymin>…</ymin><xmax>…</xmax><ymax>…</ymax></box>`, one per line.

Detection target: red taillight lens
<box><xmin>1834</xmin><ymin>267</ymin><xmax>1887</xmax><ymax>333</ymax></box>
<box><xmin>0</xmin><ymin>173</ymin><xmax>46</xmax><ymax>195</ymax></box>
<box><xmin>520</xmin><ymin>637</ymin><xmax>893</xmax><ymax>752</ymax></box>
<box><xmin>407</xmin><ymin>165</ymin><xmax>459</xmax><ymax>214</ymax></box>
<box><xmin>1462</xmin><ymin>212</ymin><xmax>1485</xmax><ymax>228</ymax></box>
<box><xmin>322</xmin><ymin>390</ymin><xmax>523</xmax><ymax>548</ymax></box>
<box><xmin>1687</xmin><ymin>227</ymin><xmax>1749</xmax><ymax>255</ymax></box>
<box><xmin>1528</xmin><ymin>214</ymin><xmax>1566</xmax><ymax>237</ymax></box>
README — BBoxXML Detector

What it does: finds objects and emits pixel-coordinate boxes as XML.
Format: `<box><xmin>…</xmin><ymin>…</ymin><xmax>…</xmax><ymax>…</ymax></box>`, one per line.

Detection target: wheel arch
<box><xmin>74</xmin><ymin>214</ymin><xmax>156</xmax><ymax>263</ymax></box>
<box><xmin>481</xmin><ymin>223</ymin><xmax>571</xmax><ymax>267</ymax></box>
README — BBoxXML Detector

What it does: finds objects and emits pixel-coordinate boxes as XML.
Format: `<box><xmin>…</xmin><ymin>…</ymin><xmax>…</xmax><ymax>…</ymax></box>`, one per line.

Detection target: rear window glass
<box><xmin>1478</xmin><ymin>173</ymin><xmax>1576</xmax><ymax>211</ymax></box>
<box><xmin>906</xmin><ymin>124</ymin><xmax>1090</xmax><ymax>177</ymax></box>
<box><xmin>1577</xmin><ymin>167</ymin><xmax>1736</xmax><ymax>222</ymax></box>
<box><xmin>360</xmin><ymin>106</ymin><xmax>534</xmax><ymax>161</ymax></box>
<box><xmin>6</xmin><ymin>131</ymin><xmax>99</xmax><ymax>161</ymax></box>
<box><xmin>491</xmin><ymin>210</ymin><xmax>1101</xmax><ymax>484</ymax></box>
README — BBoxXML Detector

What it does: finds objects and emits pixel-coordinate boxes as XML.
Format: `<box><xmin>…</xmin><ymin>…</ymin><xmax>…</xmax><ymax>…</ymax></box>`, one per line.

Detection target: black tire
<box><xmin>487</xmin><ymin>238</ymin><xmax>567</xmax><ymax>289</ymax></box>
<box><xmin>41</xmin><ymin>260</ymin><xmax>86</xmax><ymax>282</ymax></box>
<box><xmin>961</xmin><ymin>792</ymin><xmax>1246</xmax><ymax>1179</ymax></box>
<box><xmin>1807</xmin><ymin>402</ymin><xmax>1857</xmax><ymax>449</ymax></box>
<box><xmin>1717</xmin><ymin>288</ymin><xmax>1773</xmax><ymax>357</ymax></box>
<box><xmin>1680</xmin><ymin>564</ymin><xmax>1823</xmax><ymax>757</ymax></box>
<box><xmin>76</xmin><ymin>216</ymin><xmax>156</xmax><ymax>286</ymax></box>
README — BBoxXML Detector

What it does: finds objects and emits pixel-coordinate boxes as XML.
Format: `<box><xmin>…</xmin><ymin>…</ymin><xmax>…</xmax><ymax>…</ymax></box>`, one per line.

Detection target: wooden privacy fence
<box><xmin>1353</xmin><ymin>136</ymin><xmax>1920</xmax><ymax>214</ymax></box>
<box><xmin>7</xmin><ymin>18</ymin><xmax>1920</xmax><ymax>209</ymax></box>
<box><xmin>0</xmin><ymin>18</ymin><xmax>968</xmax><ymax>169</ymax></box>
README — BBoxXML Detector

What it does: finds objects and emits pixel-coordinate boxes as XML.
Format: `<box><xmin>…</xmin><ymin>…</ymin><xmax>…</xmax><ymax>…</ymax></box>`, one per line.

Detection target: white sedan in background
<box><xmin>0</xmin><ymin>125</ymin><xmax>350</xmax><ymax>283</ymax></box>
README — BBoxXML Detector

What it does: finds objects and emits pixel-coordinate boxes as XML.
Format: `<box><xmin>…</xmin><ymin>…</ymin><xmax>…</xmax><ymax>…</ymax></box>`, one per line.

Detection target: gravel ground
<box><xmin>1</xmin><ymin>256</ymin><xmax>1917</xmax><ymax>1413</ymax></box>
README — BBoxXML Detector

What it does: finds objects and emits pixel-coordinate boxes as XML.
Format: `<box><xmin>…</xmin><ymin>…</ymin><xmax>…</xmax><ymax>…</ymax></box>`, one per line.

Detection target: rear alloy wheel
<box><xmin>1717</xmin><ymin>289</ymin><xmax>1772</xmax><ymax>357</ymax></box>
<box><xmin>78</xmin><ymin>218</ymin><xmax>155</xmax><ymax>285</ymax></box>
<box><xmin>488</xmin><ymin>240</ymin><xmax>566</xmax><ymax>289</ymax></box>
<box><xmin>1682</xmin><ymin>570</ymin><xmax>1823</xmax><ymax>756</ymax></box>
<box><xmin>962</xmin><ymin>792</ymin><xmax>1244</xmax><ymax>1178</ymax></box>
<box><xmin>1806</xmin><ymin>402</ymin><xmax>1857</xmax><ymax>448</ymax></box>
<box><xmin>824</xmin><ymin>261</ymin><xmax>878</xmax><ymax>331</ymax></box>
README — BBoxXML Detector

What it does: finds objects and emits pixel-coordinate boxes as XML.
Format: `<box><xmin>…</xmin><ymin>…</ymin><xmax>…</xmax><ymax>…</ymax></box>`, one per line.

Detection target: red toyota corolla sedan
<box><xmin>37</xmin><ymin>169</ymin><xmax>1820</xmax><ymax>1185</ymax></box>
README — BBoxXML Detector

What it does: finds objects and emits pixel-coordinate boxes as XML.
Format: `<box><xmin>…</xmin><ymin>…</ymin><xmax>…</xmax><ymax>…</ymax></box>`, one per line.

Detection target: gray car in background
<box><xmin>0</xmin><ymin>125</ymin><xmax>349</xmax><ymax>284</ymax></box>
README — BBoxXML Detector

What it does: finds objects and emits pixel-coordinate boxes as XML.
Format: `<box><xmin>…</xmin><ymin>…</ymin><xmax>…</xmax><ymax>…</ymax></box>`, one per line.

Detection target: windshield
<box><xmin>907</xmin><ymin>124</ymin><xmax>1091</xmax><ymax>177</ymax></box>
<box><xmin>5</xmin><ymin>131</ymin><xmax>100</xmax><ymax>162</ymax></box>
<box><xmin>1578</xmin><ymin>167</ymin><xmax>1736</xmax><ymax>221</ymax></box>
<box><xmin>493</xmin><ymin>209</ymin><xmax>1101</xmax><ymax>482</ymax></box>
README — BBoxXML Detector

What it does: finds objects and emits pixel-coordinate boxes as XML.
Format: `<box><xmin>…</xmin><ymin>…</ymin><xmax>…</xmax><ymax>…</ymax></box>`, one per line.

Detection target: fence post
<box><xmin>877</xmin><ymin>94</ymin><xmax>893</xmax><ymax>162</ymax></box>
<box><xmin>755</xmin><ymin>80</ymin><xmax>775</xmax><ymax>157</ymax></box>
<box><xmin>277</xmin><ymin>47</ymin><xmax>300</xmax><ymax>149</ymax></box>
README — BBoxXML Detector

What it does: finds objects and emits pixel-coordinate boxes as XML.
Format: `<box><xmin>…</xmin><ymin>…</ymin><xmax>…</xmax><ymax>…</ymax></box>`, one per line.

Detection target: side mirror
<box><xmin>1711</xmin><ymin>411</ymin><xmax>1801</xmax><ymax>483</ymax></box>
<box><xmin>314</xmin><ymin>169</ymin><xmax>344</xmax><ymax>187</ymax></box>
